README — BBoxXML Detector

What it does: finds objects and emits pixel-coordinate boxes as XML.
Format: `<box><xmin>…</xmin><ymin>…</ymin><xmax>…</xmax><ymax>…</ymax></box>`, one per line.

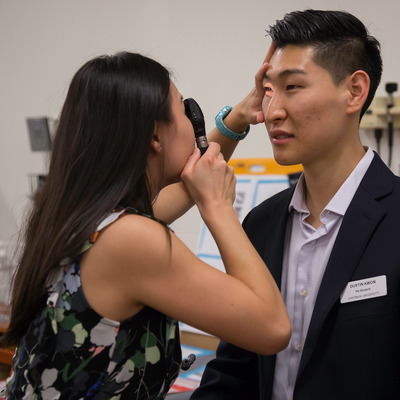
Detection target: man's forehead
<box><xmin>265</xmin><ymin>45</ymin><xmax>315</xmax><ymax>80</ymax></box>
<box><xmin>270</xmin><ymin>44</ymin><xmax>315</xmax><ymax>59</ymax></box>
<box><xmin>263</xmin><ymin>68</ymin><xmax>306</xmax><ymax>81</ymax></box>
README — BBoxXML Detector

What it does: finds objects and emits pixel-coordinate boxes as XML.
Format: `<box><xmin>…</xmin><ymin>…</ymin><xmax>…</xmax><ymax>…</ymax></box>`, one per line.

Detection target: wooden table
<box><xmin>180</xmin><ymin>330</ymin><xmax>219</xmax><ymax>351</ymax></box>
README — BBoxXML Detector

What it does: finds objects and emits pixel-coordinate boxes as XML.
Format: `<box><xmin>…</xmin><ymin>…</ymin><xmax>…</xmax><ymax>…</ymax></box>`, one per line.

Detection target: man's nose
<box><xmin>264</xmin><ymin>94</ymin><xmax>287</xmax><ymax>123</ymax></box>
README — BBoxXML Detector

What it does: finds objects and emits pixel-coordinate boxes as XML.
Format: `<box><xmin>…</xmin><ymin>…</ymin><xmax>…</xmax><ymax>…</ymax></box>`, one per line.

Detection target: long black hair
<box><xmin>2</xmin><ymin>52</ymin><xmax>172</xmax><ymax>346</ymax></box>
<box><xmin>267</xmin><ymin>10</ymin><xmax>382</xmax><ymax>119</ymax></box>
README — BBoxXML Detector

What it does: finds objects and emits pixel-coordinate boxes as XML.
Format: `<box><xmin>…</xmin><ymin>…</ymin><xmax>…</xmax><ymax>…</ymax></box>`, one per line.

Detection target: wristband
<box><xmin>215</xmin><ymin>106</ymin><xmax>250</xmax><ymax>141</ymax></box>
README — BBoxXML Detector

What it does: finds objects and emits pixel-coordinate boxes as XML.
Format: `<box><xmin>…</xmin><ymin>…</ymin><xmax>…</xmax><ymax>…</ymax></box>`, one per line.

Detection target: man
<box><xmin>191</xmin><ymin>9</ymin><xmax>400</xmax><ymax>400</ymax></box>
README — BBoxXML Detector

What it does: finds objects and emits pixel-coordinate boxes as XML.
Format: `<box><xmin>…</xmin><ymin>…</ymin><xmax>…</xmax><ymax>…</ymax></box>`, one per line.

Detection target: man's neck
<box><xmin>303</xmin><ymin>145</ymin><xmax>366</xmax><ymax>229</ymax></box>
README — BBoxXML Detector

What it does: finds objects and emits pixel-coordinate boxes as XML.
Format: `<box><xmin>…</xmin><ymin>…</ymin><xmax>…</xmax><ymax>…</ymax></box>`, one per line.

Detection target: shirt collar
<box><xmin>289</xmin><ymin>147</ymin><xmax>374</xmax><ymax>216</ymax></box>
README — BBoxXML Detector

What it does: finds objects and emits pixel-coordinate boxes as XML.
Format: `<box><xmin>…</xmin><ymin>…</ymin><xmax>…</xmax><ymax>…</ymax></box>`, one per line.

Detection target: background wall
<box><xmin>1</xmin><ymin>0</ymin><xmax>399</xmax><ymax>252</ymax></box>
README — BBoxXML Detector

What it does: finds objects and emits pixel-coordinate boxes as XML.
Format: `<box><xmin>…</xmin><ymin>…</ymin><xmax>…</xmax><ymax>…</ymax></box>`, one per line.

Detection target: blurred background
<box><xmin>1</xmin><ymin>0</ymin><xmax>399</xmax><ymax>254</ymax></box>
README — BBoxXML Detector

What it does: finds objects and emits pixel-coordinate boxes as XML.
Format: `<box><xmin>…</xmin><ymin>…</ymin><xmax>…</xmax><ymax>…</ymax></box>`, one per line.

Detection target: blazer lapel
<box><xmin>297</xmin><ymin>154</ymin><xmax>393</xmax><ymax>378</ymax></box>
<box><xmin>264</xmin><ymin>188</ymin><xmax>294</xmax><ymax>288</ymax></box>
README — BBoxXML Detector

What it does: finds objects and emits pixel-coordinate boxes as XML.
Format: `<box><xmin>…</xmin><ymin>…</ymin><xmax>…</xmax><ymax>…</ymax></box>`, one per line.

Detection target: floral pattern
<box><xmin>5</xmin><ymin>209</ymin><xmax>182</xmax><ymax>399</ymax></box>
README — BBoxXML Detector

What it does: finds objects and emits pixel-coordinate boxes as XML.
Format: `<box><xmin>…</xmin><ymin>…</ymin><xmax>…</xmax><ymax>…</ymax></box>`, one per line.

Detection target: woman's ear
<box><xmin>346</xmin><ymin>70</ymin><xmax>370</xmax><ymax>116</ymax></box>
<box><xmin>150</xmin><ymin>122</ymin><xmax>163</xmax><ymax>155</ymax></box>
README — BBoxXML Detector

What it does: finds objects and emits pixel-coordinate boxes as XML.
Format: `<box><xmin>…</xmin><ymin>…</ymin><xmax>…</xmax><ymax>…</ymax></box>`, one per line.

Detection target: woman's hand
<box><xmin>180</xmin><ymin>142</ymin><xmax>236</xmax><ymax>218</ymax></box>
<box><xmin>235</xmin><ymin>42</ymin><xmax>277</xmax><ymax>126</ymax></box>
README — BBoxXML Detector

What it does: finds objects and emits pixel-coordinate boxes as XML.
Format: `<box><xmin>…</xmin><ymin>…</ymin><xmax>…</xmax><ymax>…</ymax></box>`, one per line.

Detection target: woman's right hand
<box><xmin>180</xmin><ymin>142</ymin><xmax>236</xmax><ymax>219</ymax></box>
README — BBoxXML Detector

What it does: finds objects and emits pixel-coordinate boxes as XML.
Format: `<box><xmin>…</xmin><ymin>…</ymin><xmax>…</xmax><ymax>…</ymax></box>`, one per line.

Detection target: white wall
<box><xmin>1</xmin><ymin>0</ymin><xmax>399</xmax><ymax>251</ymax></box>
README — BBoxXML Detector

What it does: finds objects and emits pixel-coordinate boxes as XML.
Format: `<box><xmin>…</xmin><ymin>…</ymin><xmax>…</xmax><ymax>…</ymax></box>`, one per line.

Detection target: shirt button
<box><xmin>295</xmin><ymin>343</ymin><xmax>302</xmax><ymax>351</ymax></box>
<box><xmin>300</xmin><ymin>288</ymin><xmax>308</xmax><ymax>297</ymax></box>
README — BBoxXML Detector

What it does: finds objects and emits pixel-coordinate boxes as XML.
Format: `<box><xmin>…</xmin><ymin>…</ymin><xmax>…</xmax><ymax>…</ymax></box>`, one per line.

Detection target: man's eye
<box><xmin>264</xmin><ymin>84</ymin><xmax>274</xmax><ymax>98</ymax></box>
<box><xmin>286</xmin><ymin>85</ymin><xmax>299</xmax><ymax>90</ymax></box>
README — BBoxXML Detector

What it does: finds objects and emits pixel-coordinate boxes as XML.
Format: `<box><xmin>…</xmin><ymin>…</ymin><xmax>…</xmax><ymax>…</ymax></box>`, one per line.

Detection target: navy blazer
<box><xmin>191</xmin><ymin>153</ymin><xmax>400</xmax><ymax>400</ymax></box>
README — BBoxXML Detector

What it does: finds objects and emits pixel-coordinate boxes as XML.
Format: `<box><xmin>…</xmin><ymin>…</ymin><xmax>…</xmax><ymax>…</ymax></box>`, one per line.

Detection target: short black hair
<box><xmin>267</xmin><ymin>10</ymin><xmax>382</xmax><ymax>119</ymax></box>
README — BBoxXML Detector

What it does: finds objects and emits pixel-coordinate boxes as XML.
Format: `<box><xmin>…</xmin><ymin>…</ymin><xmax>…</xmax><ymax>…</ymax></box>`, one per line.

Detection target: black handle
<box><xmin>184</xmin><ymin>98</ymin><xmax>208</xmax><ymax>155</ymax></box>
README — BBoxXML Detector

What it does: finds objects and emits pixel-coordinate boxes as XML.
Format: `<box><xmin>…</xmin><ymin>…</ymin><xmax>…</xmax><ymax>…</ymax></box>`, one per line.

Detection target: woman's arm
<box><xmin>84</xmin><ymin>142</ymin><xmax>290</xmax><ymax>355</ymax></box>
<box><xmin>153</xmin><ymin>60</ymin><xmax>270</xmax><ymax>224</ymax></box>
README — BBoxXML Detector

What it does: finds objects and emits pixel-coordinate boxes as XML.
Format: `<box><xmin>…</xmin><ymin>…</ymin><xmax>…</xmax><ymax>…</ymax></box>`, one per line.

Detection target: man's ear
<box><xmin>346</xmin><ymin>70</ymin><xmax>370</xmax><ymax>115</ymax></box>
<box><xmin>150</xmin><ymin>122</ymin><xmax>163</xmax><ymax>154</ymax></box>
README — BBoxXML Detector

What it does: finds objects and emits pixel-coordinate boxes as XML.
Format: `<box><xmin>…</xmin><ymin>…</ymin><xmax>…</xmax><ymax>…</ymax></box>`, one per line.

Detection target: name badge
<box><xmin>340</xmin><ymin>275</ymin><xmax>387</xmax><ymax>304</ymax></box>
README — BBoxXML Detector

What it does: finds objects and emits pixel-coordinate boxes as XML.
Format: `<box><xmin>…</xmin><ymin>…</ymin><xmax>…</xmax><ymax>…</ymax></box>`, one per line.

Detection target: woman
<box><xmin>1</xmin><ymin>51</ymin><xmax>289</xmax><ymax>399</ymax></box>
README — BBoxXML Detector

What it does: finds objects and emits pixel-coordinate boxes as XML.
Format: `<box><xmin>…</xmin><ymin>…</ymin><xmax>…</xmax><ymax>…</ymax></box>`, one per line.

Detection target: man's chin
<box><xmin>273</xmin><ymin>154</ymin><xmax>300</xmax><ymax>167</ymax></box>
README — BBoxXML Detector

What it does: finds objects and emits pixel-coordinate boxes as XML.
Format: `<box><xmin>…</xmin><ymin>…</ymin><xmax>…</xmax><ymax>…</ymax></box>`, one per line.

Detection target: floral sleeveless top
<box><xmin>5</xmin><ymin>207</ymin><xmax>182</xmax><ymax>399</ymax></box>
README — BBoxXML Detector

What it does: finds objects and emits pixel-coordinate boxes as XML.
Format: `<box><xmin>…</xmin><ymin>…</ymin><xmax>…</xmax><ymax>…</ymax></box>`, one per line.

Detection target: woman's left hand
<box><xmin>236</xmin><ymin>42</ymin><xmax>276</xmax><ymax>126</ymax></box>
